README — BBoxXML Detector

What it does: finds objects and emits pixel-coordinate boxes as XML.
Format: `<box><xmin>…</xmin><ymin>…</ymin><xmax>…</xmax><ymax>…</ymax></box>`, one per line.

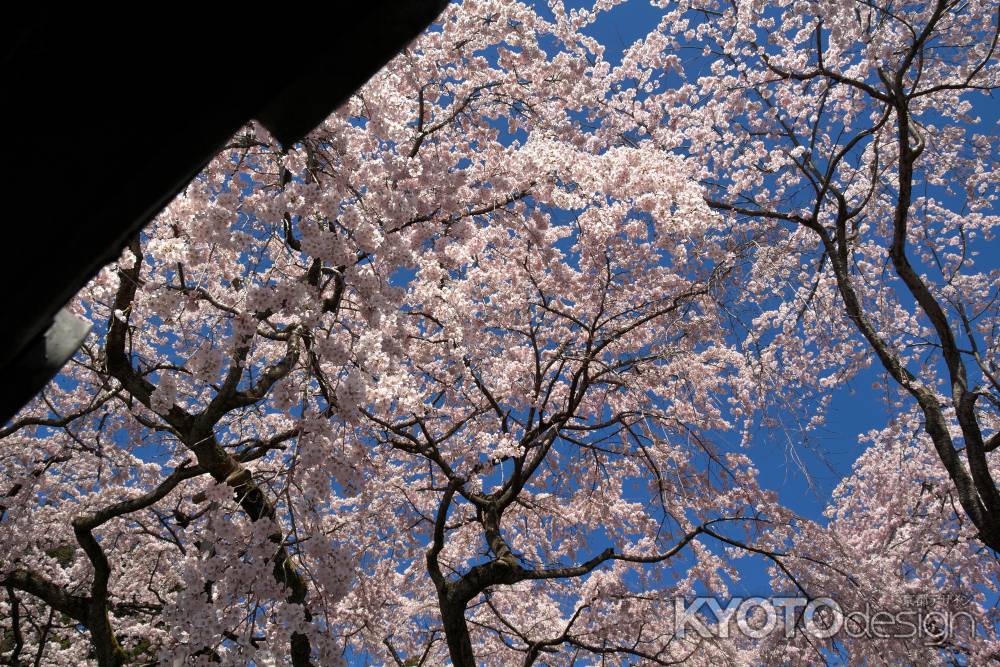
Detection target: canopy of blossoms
<box><xmin>1</xmin><ymin>1</ymin><xmax>997</xmax><ymax>665</ymax></box>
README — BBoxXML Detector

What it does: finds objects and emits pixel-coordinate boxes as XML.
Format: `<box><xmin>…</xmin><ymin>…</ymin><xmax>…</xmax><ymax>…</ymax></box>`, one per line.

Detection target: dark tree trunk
<box><xmin>439</xmin><ymin>594</ymin><xmax>477</xmax><ymax>667</ymax></box>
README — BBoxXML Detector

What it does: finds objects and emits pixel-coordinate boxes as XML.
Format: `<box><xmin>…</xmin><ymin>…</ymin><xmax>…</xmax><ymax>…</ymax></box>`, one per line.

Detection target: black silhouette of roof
<box><xmin>0</xmin><ymin>2</ymin><xmax>448</xmax><ymax>422</ymax></box>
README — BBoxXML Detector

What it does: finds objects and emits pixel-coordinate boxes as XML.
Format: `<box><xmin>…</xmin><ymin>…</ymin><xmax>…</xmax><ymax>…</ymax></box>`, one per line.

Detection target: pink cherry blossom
<box><xmin>2</xmin><ymin>1</ymin><xmax>997</xmax><ymax>665</ymax></box>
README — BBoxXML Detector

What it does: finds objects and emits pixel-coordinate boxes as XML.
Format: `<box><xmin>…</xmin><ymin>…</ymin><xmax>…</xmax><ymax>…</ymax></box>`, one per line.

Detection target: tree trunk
<box><xmin>440</xmin><ymin>595</ymin><xmax>477</xmax><ymax>667</ymax></box>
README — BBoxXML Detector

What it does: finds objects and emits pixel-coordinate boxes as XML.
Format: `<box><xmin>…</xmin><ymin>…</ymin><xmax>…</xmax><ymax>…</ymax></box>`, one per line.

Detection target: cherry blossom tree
<box><xmin>605</xmin><ymin>0</ymin><xmax>1000</xmax><ymax>552</ymax></box>
<box><xmin>0</xmin><ymin>1</ymin><xmax>782</xmax><ymax>663</ymax></box>
<box><xmin>2</xmin><ymin>1</ymin><xmax>999</xmax><ymax>666</ymax></box>
<box><xmin>336</xmin><ymin>136</ymin><xmax>796</xmax><ymax>666</ymax></box>
<box><xmin>0</xmin><ymin>2</ymin><xmax>628</xmax><ymax>663</ymax></box>
<box><xmin>762</xmin><ymin>407</ymin><xmax>1000</xmax><ymax>665</ymax></box>
<box><xmin>591</xmin><ymin>1</ymin><xmax>1000</xmax><ymax>662</ymax></box>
